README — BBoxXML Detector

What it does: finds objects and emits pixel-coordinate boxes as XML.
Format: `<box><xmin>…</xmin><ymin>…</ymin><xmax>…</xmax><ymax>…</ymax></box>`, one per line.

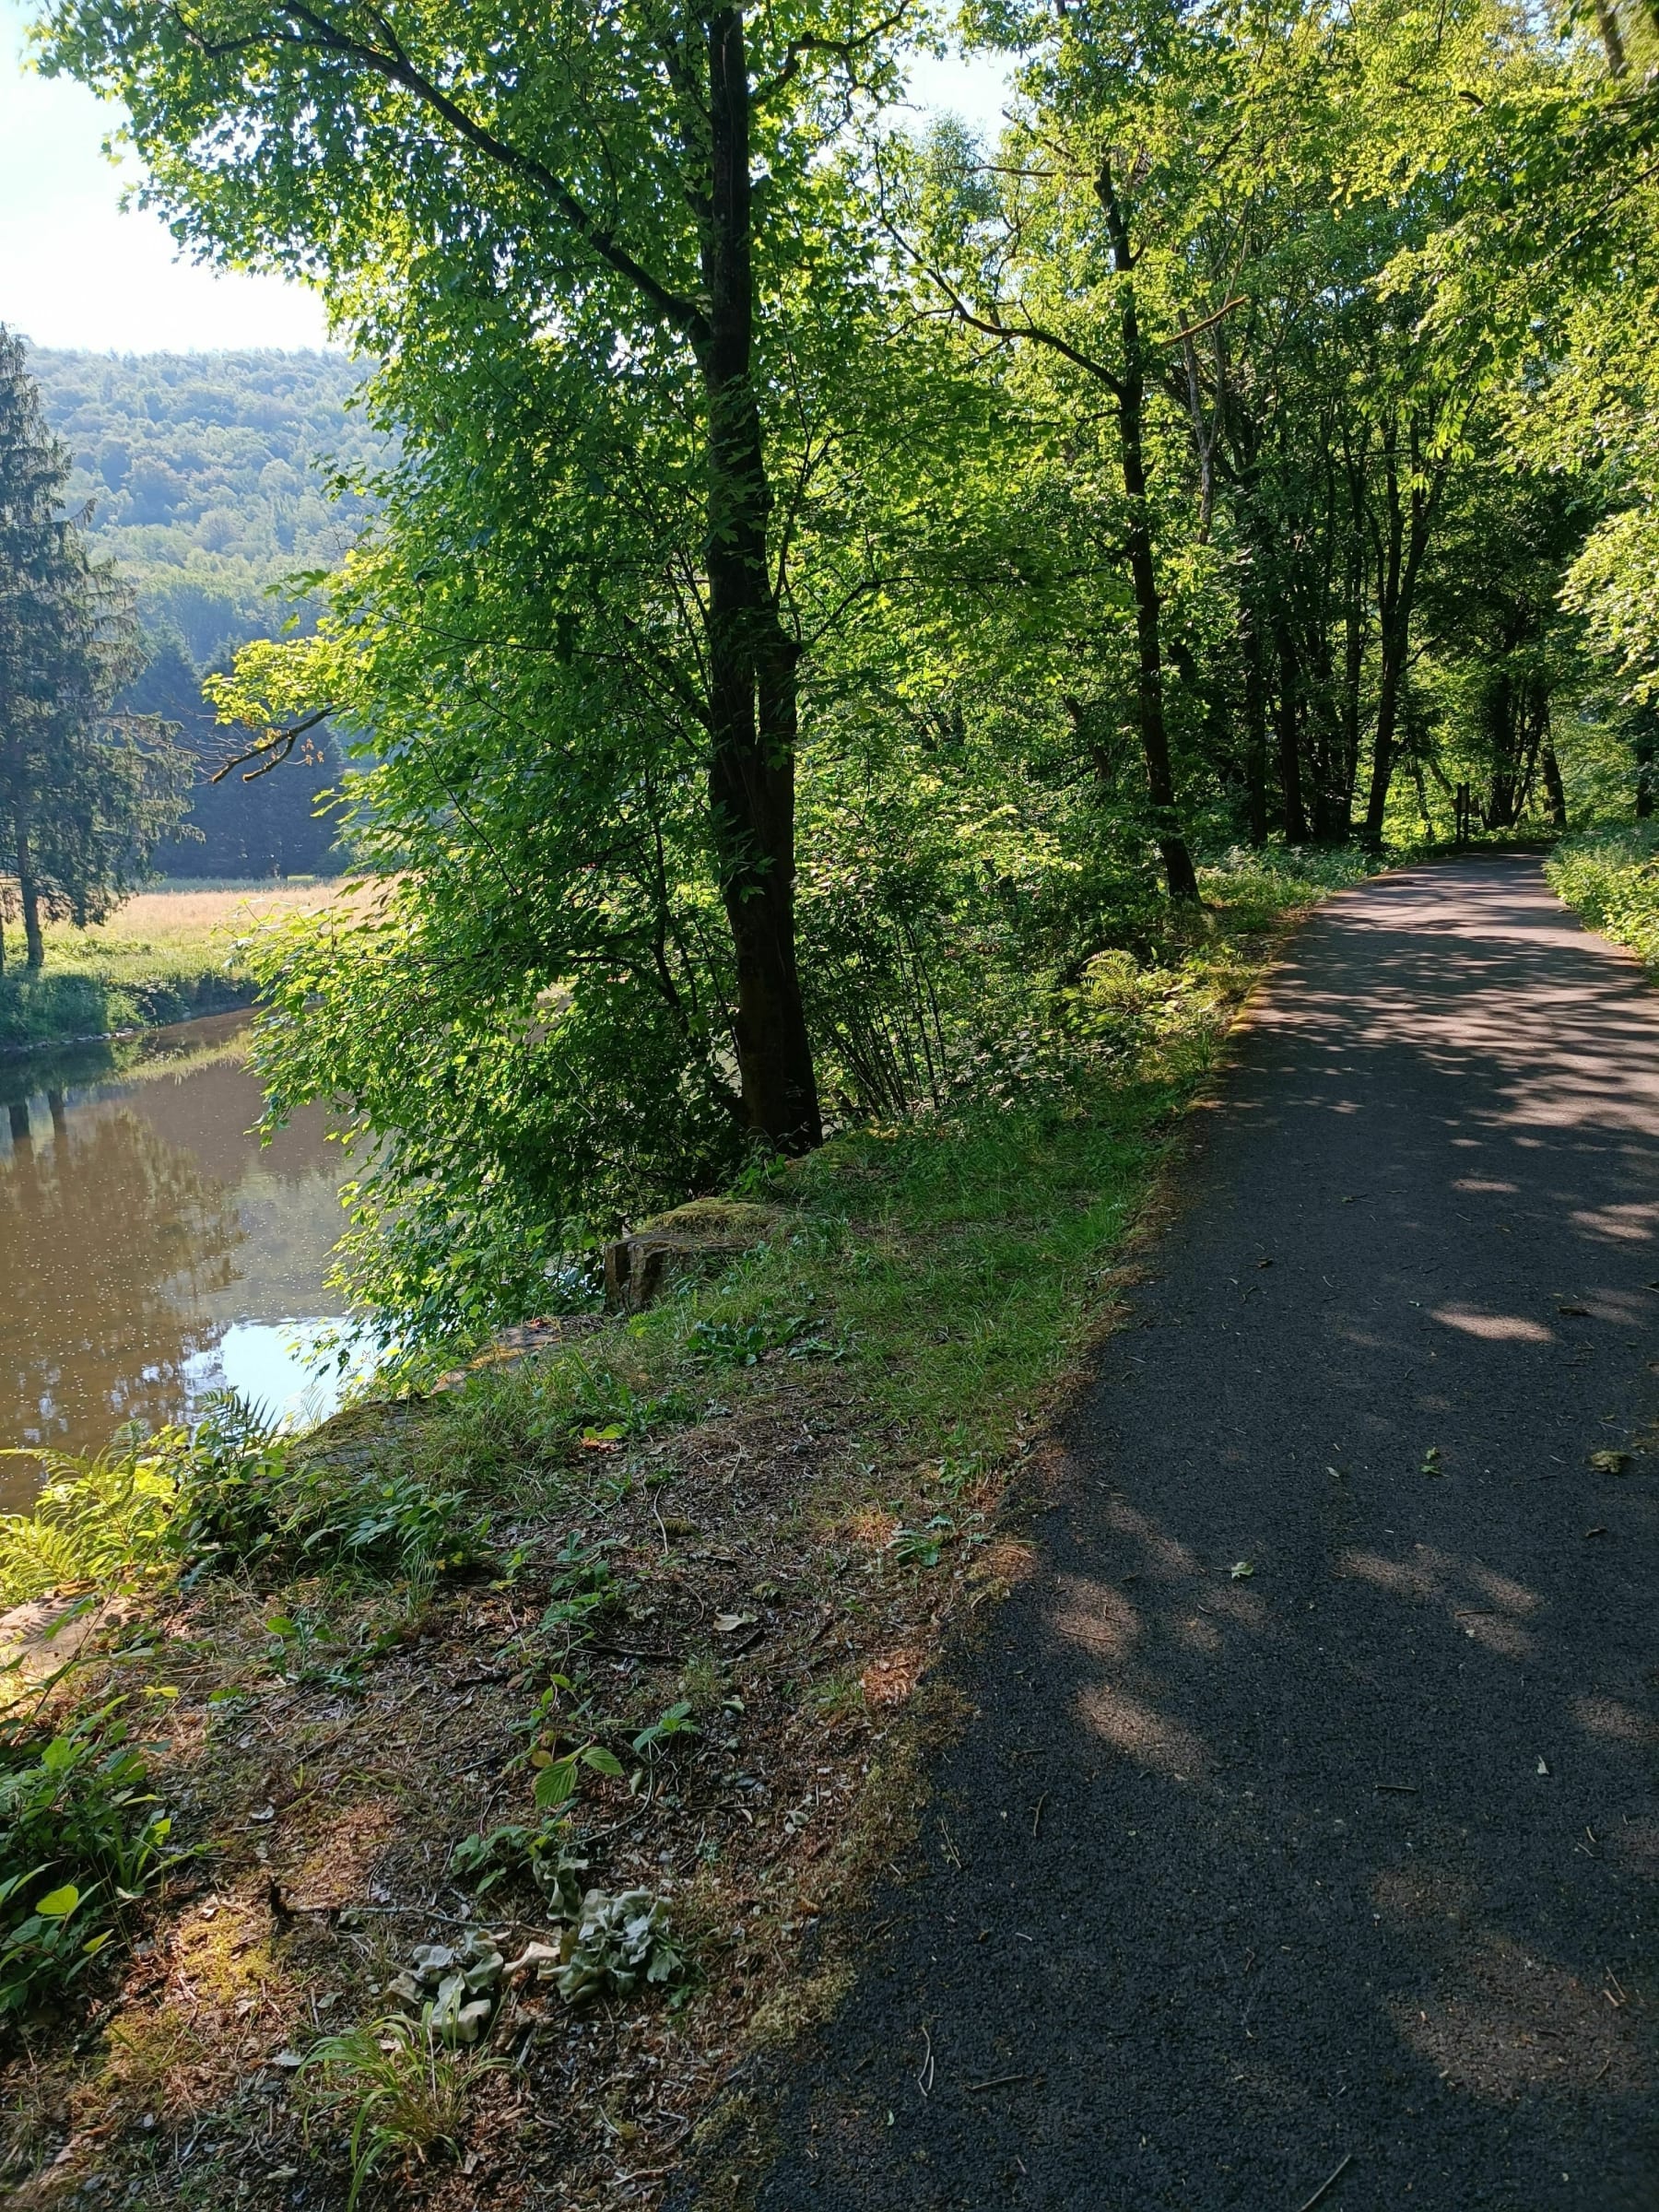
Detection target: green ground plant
<box><xmin>1546</xmin><ymin>825</ymin><xmax>1659</xmax><ymax>969</ymax></box>
<box><xmin>297</xmin><ymin>2012</ymin><xmax>480</xmax><ymax>2211</ymax></box>
<box><xmin>0</xmin><ymin>1696</ymin><xmax>180</xmax><ymax>2019</ymax></box>
<box><xmin>0</xmin><ymin>1394</ymin><xmax>488</xmax><ymax>1611</ymax></box>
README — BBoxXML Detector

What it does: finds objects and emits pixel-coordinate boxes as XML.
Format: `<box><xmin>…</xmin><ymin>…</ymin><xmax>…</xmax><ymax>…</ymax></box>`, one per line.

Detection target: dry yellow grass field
<box><xmin>2</xmin><ymin>879</ymin><xmax>367</xmax><ymax>1046</ymax></box>
<box><xmin>81</xmin><ymin>879</ymin><xmax>347</xmax><ymax>945</ymax></box>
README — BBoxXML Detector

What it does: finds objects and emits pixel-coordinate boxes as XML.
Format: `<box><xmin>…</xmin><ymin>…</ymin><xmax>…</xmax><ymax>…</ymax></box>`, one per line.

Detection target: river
<box><xmin>0</xmin><ymin>1011</ymin><xmax>360</xmax><ymax>1510</ymax></box>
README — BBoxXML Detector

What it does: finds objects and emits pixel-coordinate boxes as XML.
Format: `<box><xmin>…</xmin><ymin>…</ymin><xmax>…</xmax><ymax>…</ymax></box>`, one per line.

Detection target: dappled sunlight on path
<box><xmin>740</xmin><ymin>859</ymin><xmax>1658</xmax><ymax>2211</ymax></box>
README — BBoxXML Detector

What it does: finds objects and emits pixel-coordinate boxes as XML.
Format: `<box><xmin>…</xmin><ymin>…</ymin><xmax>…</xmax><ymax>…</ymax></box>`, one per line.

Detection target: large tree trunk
<box><xmin>1098</xmin><ymin>162</ymin><xmax>1200</xmax><ymax>906</ymax></box>
<box><xmin>699</xmin><ymin>6</ymin><xmax>821</xmax><ymax>1152</ymax></box>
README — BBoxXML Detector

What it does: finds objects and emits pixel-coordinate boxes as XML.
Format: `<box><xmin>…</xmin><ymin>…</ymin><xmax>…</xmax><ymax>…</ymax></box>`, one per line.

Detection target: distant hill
<box><xmin>27</xmin><ymin>347</ymin><xmax>386</xmax><ymax>877</ymax></box>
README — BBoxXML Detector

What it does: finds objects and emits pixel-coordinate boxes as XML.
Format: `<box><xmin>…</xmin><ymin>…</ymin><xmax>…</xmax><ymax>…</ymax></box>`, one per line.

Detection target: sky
<box><xmin>0</xmin><ymin>6</ymin><xmax>1012</xmax><ymax>358</ymax></box>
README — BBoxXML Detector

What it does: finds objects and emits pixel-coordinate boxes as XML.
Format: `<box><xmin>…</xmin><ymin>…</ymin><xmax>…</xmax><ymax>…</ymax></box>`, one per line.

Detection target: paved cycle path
<box><xmin>735</xmin><ymin>858</ymin><xmax>1657</xmax><ymax>2210</ymax></box>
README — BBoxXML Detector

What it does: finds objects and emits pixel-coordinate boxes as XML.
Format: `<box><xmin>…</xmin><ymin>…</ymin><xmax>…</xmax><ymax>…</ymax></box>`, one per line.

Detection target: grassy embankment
<box><xmin>1546</xmin><ymin>823</ymin><xmax>1659</xmax><ymax>966</ymax></box>
<box><xmin>0</xmin><ymin>883</ymin><xmax>338</xmax><ymax>1051</ymax></box>
<box><xmin>0</xmin><ymin>852</ymin><xmax>1366</xmax><ymax>2210</ymax></box>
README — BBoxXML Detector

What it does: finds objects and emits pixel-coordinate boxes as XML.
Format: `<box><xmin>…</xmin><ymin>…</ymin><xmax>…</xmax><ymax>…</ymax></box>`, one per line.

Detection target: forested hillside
<box><xmin>28</xmin><ymin>347</ymin><xmax>382</xmax><ymax>664</ymax></box>
<box><xmin>26</xmin><ymin>347</ymin><xmax>381</xmax><ymax>874</ymax></box>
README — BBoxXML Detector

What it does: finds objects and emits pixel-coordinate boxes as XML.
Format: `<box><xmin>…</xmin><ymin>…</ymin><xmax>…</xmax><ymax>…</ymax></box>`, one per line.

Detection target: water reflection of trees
<box><xmin>0</xmin><ymin>1090</ymin><xmax>247</xmax><ymax>1459</ymax></box>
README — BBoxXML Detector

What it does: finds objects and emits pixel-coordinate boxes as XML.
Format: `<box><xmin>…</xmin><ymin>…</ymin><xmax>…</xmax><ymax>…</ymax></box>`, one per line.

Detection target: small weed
<box><xmin>685</xmin><ymin>1303</ymin><xmax>835</xmax><ymax>1368</ymax></box>
<box><xmin>889</xmin><ymin>1516</ymin><xmax>956</xmax><ymax>1571</ymax></box>
<box><xmin>810</xmin><ymin>1672</ymin><xmax>866</xmax><ymax>1720</ymax></box>
<box><xmin>538</xmin><ymin>1534</ymin><xmax>621</xmax><ymax>1636</ymax></box>
<box><xmin>449</xmin><ymin>1819</ymin><xmax>590</xmax><ymax>1914</ymax></box>
<box><xmin>298</xmin><ymin>2011</ymin><xmax>481</xmax><ymax>2210</ymax></box>
<box><xmin>557</xmin><ymin>1889</ymin><xmax>688</xmax><ymax>2005</ymax></box>
<box><xmin>630</xmin><ymin>1700</ymin><xmax>697</xmax><ymax>1761</ymax></box>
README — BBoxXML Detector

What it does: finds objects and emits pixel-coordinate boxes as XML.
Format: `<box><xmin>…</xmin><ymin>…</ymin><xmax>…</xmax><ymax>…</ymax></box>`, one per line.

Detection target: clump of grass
<box><xmin>297</xmin><ymin>2012</ymin><xmax>481</xmax><ymax>2209</ymax></box>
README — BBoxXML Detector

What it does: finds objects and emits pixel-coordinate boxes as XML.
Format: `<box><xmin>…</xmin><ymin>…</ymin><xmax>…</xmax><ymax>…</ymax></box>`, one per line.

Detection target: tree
<box><xmin>0</xmin><ymin>328</ymin><xmax>190</xmax><ymax>972</ymax></box>
<box><xmin>40</xmin><ymin>0</ymin><xmax>930</xmax><ymax>1150</ymax></box>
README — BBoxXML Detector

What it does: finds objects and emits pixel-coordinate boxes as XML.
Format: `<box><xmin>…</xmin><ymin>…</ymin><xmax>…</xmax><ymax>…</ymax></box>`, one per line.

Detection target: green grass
<box><xmin>1546</xmin><ymin>823</ymin><xmax>1659</xmax><ymax>969</ymax></box>
<box><xmin>347</xmin><ymin>849</ymin><xmax>1364</xmax><ymax>1535</ymax></box>
<box><xmin>0</xmin><ymin>882</ymin><xmax>341</xmax><ymax>1049</ymax></box>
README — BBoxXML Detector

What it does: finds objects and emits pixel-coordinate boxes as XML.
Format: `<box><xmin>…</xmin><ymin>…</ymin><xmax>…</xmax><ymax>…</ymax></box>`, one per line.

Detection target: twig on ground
<box><xmin>1031</xmin><ymin>1792</ymin><xmax>1047</xmax><ymax>1839</ymax></box>
<box><xmin>1294</xmin><ymin>2150</ymin><xmax>1353</xmax><ymax>2212</ymax></box>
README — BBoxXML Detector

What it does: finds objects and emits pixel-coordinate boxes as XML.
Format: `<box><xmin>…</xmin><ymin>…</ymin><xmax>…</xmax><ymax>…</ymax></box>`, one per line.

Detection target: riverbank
<box><xmin>0</xmin><ymin>882</ymin><xmax>339</xmax><ymax>1051</ymax></box>
<box><xmin>0</xmin><ymin>853</ymin><xmax>1362</xmax><ymax>2210</ymax></box>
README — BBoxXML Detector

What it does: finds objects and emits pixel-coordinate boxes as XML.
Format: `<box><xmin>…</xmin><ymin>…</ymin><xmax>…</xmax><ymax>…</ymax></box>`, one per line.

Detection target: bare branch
<box><xmin>210</xmin><ymin>706</ymin><xmax>335</xmax><ymax>782</ymax></box>
<box><xmin>751</xmin><ymin>8</ymin><xmax>906</xmax><ymax>108</ymax></box>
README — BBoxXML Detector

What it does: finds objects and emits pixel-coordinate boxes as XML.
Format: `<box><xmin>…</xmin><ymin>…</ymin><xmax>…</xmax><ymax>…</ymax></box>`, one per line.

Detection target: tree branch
<box><xmin>211</xmin><ymin>706</ymin><xmax>335</xmax><ymax>782</ymax></box>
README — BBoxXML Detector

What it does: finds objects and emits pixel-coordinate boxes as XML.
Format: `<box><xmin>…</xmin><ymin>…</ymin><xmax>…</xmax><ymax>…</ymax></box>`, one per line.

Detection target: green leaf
<box><xmin>36</xmin><ymin>1885</ymin><xmax>81</xmax><ymax>1919</ymax></box>
<box><xmin>582</xmin><ymin>1747</ymin><xmax>625</xmax><ymax>1778</ymax></box>
<box><xmin>533</xmin><ymin>1757</ymin><xmax>578</xmax><ymax>1810</ymax></box>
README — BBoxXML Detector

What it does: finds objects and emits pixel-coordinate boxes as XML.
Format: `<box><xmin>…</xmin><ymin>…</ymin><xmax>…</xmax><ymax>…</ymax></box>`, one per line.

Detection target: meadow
<box><xmin>0</xmin><ymin>879</ymin><xmax>344</xmax><ymax>1049</ymax></box>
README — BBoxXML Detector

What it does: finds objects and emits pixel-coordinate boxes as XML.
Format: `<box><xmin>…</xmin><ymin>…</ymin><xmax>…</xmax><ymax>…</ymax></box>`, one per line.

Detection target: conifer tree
<box><xmin>0</xmin><ymin>328</ymin><xmax>189</xmax><ymax>972</ymax></box>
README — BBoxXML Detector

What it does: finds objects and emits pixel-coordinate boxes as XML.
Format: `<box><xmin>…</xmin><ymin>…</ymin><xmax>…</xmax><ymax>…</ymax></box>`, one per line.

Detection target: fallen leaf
<box><xmin>714</xmin><ymin>1612</ymin><xmax>759</xmax><ymax>1633</ymax></box>
<box><xmin>1229</xmin><ymin>1561</ymin><xmax>1254</xmax><ymax>1581</ymax></box>
<box><xmin>1589</xmin><ymin>1450</ymin><xmax>1630</xmax><ymax>1476</ymax></box>
<box><xmin>1536</xmin><ymin>1757</ymin><xmax>1551</xmax><ymax>1777</ymax></box>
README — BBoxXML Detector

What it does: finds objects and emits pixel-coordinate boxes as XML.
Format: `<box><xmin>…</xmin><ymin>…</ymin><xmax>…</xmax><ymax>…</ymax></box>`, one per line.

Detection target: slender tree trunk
<box><xmin>17</xmin><ymin>818</ymin><xmax>43</xmax><ymax>970</ymax></box>
<box><xmin>1361</xmin><ymin>430</ymin><xmax>1441</xmax><ymax>850</ymax></box>
<box><xmin>1273</xmin><ymin>615</ymin><xmax>1309</xmax><ymax>842</ymax></box>
<box><xmin>1485</xmin><ymin>673</ymin><xmax>1518</xmax><ymax>829</ymax></box>
<box><xmin>1636</xmin><ymin>714</ymin><xmax>1656</xmax><ymax>818</ymax></box>
<box><xmin>1542</xmin><ymin>743</ymin><xmax>1568</xmax><ymax>830</ymax></box>
<box><xmin>1243</xmin><ymin>620</ymin><xmax>1269</xmax><ymax>847</ymax></box>
<box><xmin>698</xmin><ymin>5</ymin><xmax>820</xmax><ymax>1153</ymax></box>
<box><xmin>1098</xmin><ymin>161</ymin><xmax>1200</xmax><ymax>905</ymax></box>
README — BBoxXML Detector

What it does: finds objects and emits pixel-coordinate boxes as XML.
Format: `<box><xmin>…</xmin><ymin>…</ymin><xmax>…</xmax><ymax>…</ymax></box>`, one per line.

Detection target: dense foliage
<box><xmin>27</xmin><ymin>347</ymin><xmax>383</xmax><ymax>665</ymax></box>
<box><xmin>0</xmin><ymin>331</ymin><xmax>191</xmax><ymax>972</ymax></box>
<box><xmin>24</xmin><ymin>347</ymin><xmax>377</xmax><ymax>877</ymax></box>
<box><xmin>25</xmin><ymin>0</ymin><xmax>1659</xmax><ymax>1343</ymax></box>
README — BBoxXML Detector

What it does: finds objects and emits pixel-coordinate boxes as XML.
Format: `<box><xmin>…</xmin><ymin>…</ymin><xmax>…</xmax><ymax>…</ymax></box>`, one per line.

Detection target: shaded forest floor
<box><xmin>4</xmin><ymin>857</ymin><xmax>1365</xmax><ymax>2209</ymax></box>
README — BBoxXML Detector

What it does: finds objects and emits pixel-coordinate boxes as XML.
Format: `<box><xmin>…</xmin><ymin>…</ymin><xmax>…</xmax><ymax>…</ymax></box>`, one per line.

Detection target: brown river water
<box><xmin>0</xmin><ymin>1012</ymin><xmax>359</xmax><ymax>1510</ymax></box>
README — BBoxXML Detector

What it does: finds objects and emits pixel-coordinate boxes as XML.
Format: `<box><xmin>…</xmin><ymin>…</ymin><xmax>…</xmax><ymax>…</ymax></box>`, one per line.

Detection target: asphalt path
<box><xmin>730</xmin><ymin>857</ymin><xmax>1658</xmax><ymax>2211</ymax></box>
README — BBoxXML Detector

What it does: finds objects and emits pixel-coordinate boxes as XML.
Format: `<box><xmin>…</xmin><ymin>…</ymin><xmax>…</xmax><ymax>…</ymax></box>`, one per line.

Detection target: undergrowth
<box><xmin>1546</xmin><ymin>822</ymin><xmax>1659</xmax><ymax>968</ymax></box>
